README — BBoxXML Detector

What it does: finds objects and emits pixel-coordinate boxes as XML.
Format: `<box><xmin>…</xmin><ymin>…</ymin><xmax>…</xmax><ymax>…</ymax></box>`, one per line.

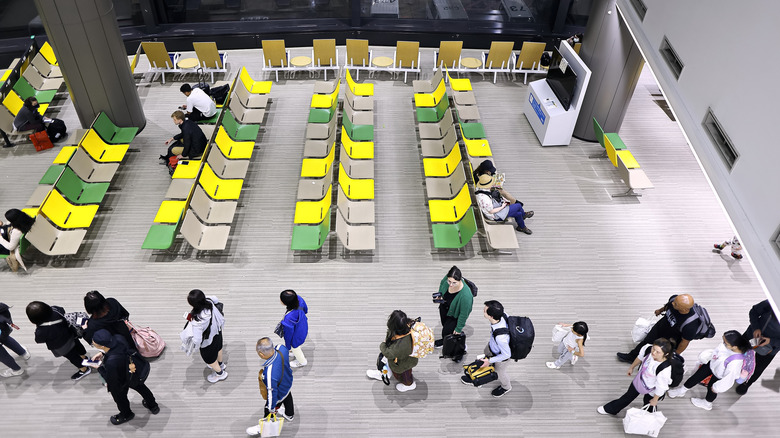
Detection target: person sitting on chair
<box><xmin>179</xmin><ymin>84</ymin><xmax>216</xmax><ymax>122</ymax></box>
<box><xmin>160</xmin><ymin>110</ymin><xmax>207</xmax><ymax>163</ymax></box>
<box><xmin>475</xmin><ymin>173</ymin><xmax>533</xmax><ymax>235</ymax></box>
<box><xmin>13</xmin><ymin>97</ymin><xmax>67</xmax><ymax>142</ymax></box>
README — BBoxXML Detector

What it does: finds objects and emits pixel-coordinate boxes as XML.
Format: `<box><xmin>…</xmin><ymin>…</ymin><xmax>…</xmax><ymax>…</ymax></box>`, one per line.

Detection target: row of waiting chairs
<box><xmin>433</xmin><ymin>40</ymin><xmax>552</xmax><ymax>84</ymax></box>
<box><xmin>142</xmin><ymin>67</ymin><xmax>267</xmax><ymax>251</ymax></box>
<box><xmin>132</xmin><ymin>42</ymin><xmax>228</xmax><ymax>84</ymax></box>
<box><xmin>591</xmin><ymin>118</ymin><xmax>654</xmax><ymax>198</ymax></box>
<box><xmin>20</xmin><ymin>113</ymin><xmax>138</xmax><ymax>257</ymax></box>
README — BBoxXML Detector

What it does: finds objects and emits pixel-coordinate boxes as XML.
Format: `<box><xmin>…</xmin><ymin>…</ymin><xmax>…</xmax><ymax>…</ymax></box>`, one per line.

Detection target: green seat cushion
<box><xmin>291</xmin><ymin>210</ymin><xmax>331</xmax><ymax>251</ymax></box>
<box><xmin>416</xmin><ymin>107</ymin><xmax>441</xmax><ymax>123</ymax></box>
<box><xmin>55</xmin><ymin>168</ymin><xmax>109</xmax><ymax>204</ymax></box>
<box><xmin>432</xmin><ymin>207</ymin><xmax>477</xmax><ymax>248</ymax></box>
<box><xmin>93</xmin><ymin>112</ymin><xmax>138</xmax><ymax>144</ymax></box>
<box><xmin>222</xmin><ymin>109</ymin><xmax>260</xmax><ymax>141</ymax></box>
<box><xmin>308</xmin><ymin>107</ymin><xmax>334</xmax><ymax>123</ymax></box>
<box><xmin>13</xmin><ymin>77</ymin><xmax>56</xmax><ymax>103</ymax></box>
<box><xmin>196</xmin><ymin>108</ymin><xmax>223</xmax><ymax>125</ymax></box>
<box><xmin>142</xmin><ymin>224</ymin><xmax>178</xmax><ymax>250</ymax></box>
<box><xmin>460</xmin><ymin>122</ymin><xmax>486</xmax><ymax>140</ymax></box>
<box><xmin>605</xmin><ymin>133</ymin><xmax>627</xmax><ymax>150</ymax></box>
<box><xmin>39</xmin><ymin>164</ymin><xmax>66</xmax><ymax>185</ymax></box>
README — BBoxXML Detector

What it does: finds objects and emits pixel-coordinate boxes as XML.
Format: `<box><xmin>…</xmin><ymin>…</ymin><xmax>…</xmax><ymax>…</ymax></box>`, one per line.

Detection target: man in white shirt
<box><xmin>179</xmin><ymin>84</ymin><xmax>217</xmax><ymax>122</ymax></box>
<box><xmin>461</xmin><ymin>300</ymin><xmax>513</xmax><ymax>398</ymax></box>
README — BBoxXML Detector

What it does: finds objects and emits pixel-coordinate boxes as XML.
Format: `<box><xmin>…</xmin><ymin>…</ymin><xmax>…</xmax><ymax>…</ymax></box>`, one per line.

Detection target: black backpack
<box><xmin>126</xmin><ymin>350</ymin><xmax>150</xmax><ymax>387</ymax></box>
<box><xmin>657</xmin><ymin>352</ymin><xmax>685</xmax><ymax>388</ymax></box>
<box><xmin>679</xmin><ymin>304</ymin><xmax>716</xmax><ymax>340</ymax></box>
<box><xmin>462</xmin><ymin>278</ymin><xmax>478</xmax><ymax>297</ymax></box>
<box><xmin>492</xmin><ymin>315</ymin><xmax>535</xmax><ymax>361</ymax></box>
<box><xmin>209</xmin><ymin>85</ymin><xmax>230</xmax><ymax>105</ymax></box>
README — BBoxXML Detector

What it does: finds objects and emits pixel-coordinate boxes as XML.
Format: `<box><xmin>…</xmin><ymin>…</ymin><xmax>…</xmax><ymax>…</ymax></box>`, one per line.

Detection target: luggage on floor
<box><xmin>441</xmin><ymin>333</ymin><xmax>466</xmax><ymax>361</ymax></box>
<box><xmin>462</xmin><ymin>359</ymin><xmax>498</xmax><ymax>387</ymax></box>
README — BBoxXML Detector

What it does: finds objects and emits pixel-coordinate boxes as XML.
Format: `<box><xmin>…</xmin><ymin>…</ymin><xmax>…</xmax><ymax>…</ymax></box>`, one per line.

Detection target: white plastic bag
<box><xmin>552</xmin><ymin>324</ymin><xmax>569</xmax><ymax>343</ymax></box>
<box><xmin>632</xmin><ymin>315</ymin><xmax>662</xmax><ymax>343</ymax></box>
<box><xmin>260</xmin><ymin>413</ymin><xmax>284</xmax><ymax>437</ymax></box>
<box><xmin>623</xmin><ymin>405</ymin><xmax>667</xmax><ymax>437</ymax></box>
<box><xmin>179</xmin><ymin>322</ymin><xmax>197</xmax><ymax>357</ymax></box>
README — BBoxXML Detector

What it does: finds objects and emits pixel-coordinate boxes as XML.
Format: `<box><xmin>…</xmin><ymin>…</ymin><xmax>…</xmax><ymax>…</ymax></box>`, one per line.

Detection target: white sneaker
<box><xmin>396</xmin><ymin>382</ymin><xmax>416</xmax><ymax>392</ymax></box>
<box><xmin>667</xmin><ymin>386</ymin><xmax>688</xmax><ymax>398</ymax></box>
<box><xmin>207</xmin><ymin>363</ymin><xmax>227</xmax><ymax>371</ymax></box>
<box><xmin>1</xmin><ymin>368</ymin><xmax>24</xmax><ymax>377</ymax></box>
<box><xmin>366</xmin><ymin>369</ymin><xmax>383</xmax><ymax>381</ymax></box>
<box><xmin>546</xmin><ymin>362</ymin><xmax>560</xmax><ymax>369</ymax></box>
<box><xmin>246</xmin><ymin>424</ymin><xmax>262</xmax><ymax>436</ymax></box>
<box><xmin>290</xmin><ymin>360</ymin><xmax>307</xmax><ymax>368</ymax></box>
<box><xmin>597</xmin><ymin>406</ymin><xmax>609</xmax><ymax>415</ymax></box>
<box><xmin>20</xmin><ymin>347</ymin><xmax>31</xmax><ymax>360</ymax></box>
<box><xmin>691</xmin><ymin>398</ymin><xmax>712</xmax><ymax>411</ymax></box>
<box><xmin>570</xmin><ymin>355</ymin><xmax>578</xmax><ymax>365</ymax></box>
<box><xmin>206</xmin><ymin>370</ymin><xmax>228</xmax><ymax>383</ymax></box>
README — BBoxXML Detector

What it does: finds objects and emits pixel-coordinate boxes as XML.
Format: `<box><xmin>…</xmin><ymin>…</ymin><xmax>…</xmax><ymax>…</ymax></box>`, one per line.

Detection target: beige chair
<box><xmin>305</xmin><ymin>115</ymin><xmax>337</xmax><ymax>140</ymax></box>
<box><xmin>235</xmin><ymin>79</ymin><xmax>270</xmax><ymax>109</ymax></box>
<box><xmin>68</xmin><ymin>147</ymin><xmax>119</xmax><ymax>183</ymax></box>
<box><xmin>141</xmin><ymin>42</ymin><xmax>180</xmax><ymax>84</ymax></box>
<box><xmin>335</xmin><ymin>208</ymin><xmax>375</xmax><ymax>251</ymax></box>
<box><xmin>418</xmin><ymin>109</ymin><xmax>454</xmax><ymax>139</ymax></box>
<box><xmin>420</xmin><ymin>125</ymin><xmax>458</xmax><ymax>158</ymax></box>
<box><xmin>344</xmin><ymin>39</ymin><xmax>373</xmax><ymax>80</ymax></box>
<box><xmin>481</xmin><ymin>41</ymin><xmax>515</xmax><ymax>83</ymax></box>
<box><xmin>22</xmin><ymin>64</ymin><xmax>63</xmax><ymax>91</ymax></box>
<box><xmin>343</xmin><ymin>100</ymin><xmax>373</xmax><ymax>126</ymax></box>
<box><xmin>229</xmin><ymin>96</ymin><xmax>265</xmax><ymax>124</ymax></box>
<box><xmin>180</xmin><ymin>209</ymin><xmax>230</xmax><ymax>250</ymax></box>
<box><xmin>206</xmin><ymin>145</ymin><xmax>250</xmax><ymax>179</ymax></box>
<box><xmin>189</xmin><ymin>184</ymin><xmax>237</xmax><ymax>225</ymax></box>
<box><xmin>339</xmin><ymin>143</ymin><xmax>374</xmax><ymax>179</ymax></box>
<box><xmin>434</xmin><ymin>41</ymin><xmax>463</xmax><ymax>71</ymax></box>
<box><xmin>313</xmin><ymin>79</ymin><xmax>339</xmax><ymax>95</ymax></box>
<box><xmin>344</xmin><ymin>86</ymin><xmax>374</xmax><ymax>111</ymax></box>
<box><xmin>393</xmin><ymin>41</ymin><xmax>421</xmax><ymax>83</ymax></box>
<box><xmin>311</xmin><ymin>39</ymin><xmax>339</xmax><ymax>80</ymax></box>
<box><xmin>193</xmin><ymin>42</ymin><xmax>228</xmax><ymax>82</ymax></box>
<box><xmin>297</xmin><ymin>164</ymin><xmax>334</xmax><ymax>200</ymax></box>
<box><xmin>303</xmin><ymin>128</ymin><xmax>337</xmax><ymax>158</ymax></box>
<box><xmin>475</xmin><ymin>212</ymin><xmax>520</xmax><ymax>251</ymax></box>
<box><xmin>25</xmin><ymin>215</ymin><xmax>88</xmax><ymax>256</ymax></box>
<box><xmin>31</xmin><ymin>52</ymin><xmax>61</xmax><ymax>78</ymax></box>
<box><xmin>426</xmin><ymin>163</ymin><xmax>468</xmax><ymax>200</ymax></box>
<box><xmin>512</xmin><ymin>42</ymin><xmax>547</xmax><ymax>84</ymax></box>
<box><xmin>165</xmin><ymin>178</ymin><xmax>196</xmax><ymax>200</ymax></box>
<box><xmin>453</xmin><ymin>99</ymin><xmax>480</xmax><ymax>121</ymax></box>
<box><xmin>261</xmin><ymin>39</ymin><xmax>292</xmax><ymax>82</ymax></box>
<box><xmin>413</xmin><ymin>65</ymin><xmax>444</xmax><ymax>94</ymax></box>
<box><xmin>337</xmin><ymin>185</ymin><xmax>374</xmax><ymax>224</ymax></box>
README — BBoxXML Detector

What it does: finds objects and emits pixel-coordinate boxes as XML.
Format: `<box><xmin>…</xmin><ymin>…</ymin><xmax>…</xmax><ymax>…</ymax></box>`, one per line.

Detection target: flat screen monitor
<box><xmin>545</xmin><ymin>47</ymin><xmax>578</xmax><ymax>111</ymax></box>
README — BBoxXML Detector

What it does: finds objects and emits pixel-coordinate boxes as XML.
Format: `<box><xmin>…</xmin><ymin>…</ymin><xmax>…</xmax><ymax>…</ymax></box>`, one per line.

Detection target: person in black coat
<box><xmin>160</xmin><ymin>110</ymin><xmax>207</xmax><ymax>162</ymax></box>
<box><xmin>13</xmin><ymin>97</ymin><xmax>46</xmax><ymax>133</ymax></box>
<box><xmin>89</xmin><ymin>329</ymin><xmax>159</xmax><ymax>425</ymax></box>
<box><xmin>82</xmin><ymin>291</ymin><xmax>133</xmax><ymax>347</ymax></box>
<box><xmin>0</xmin><ymin>303</ymin><xmax>29</xmax><ymax>378</ymax></box>
<box><xmin>737</xmin><ymin>300</ymin><xmax>780</xmax><ymax>394</ymax></box>
<box><xmin>26</xmin><ymin>301</ymin><xmax>92</xmax><ymax>381</ymax></box>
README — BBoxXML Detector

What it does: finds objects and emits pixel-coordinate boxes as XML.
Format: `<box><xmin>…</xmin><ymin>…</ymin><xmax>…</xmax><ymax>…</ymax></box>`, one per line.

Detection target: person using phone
<box><xmin>160</xmin><ymin>110</ymin><xmax>208</xmax><ymax>164</ymax></box>
<box><xmin>736</xmin><ymin>300</ymin><xmax>780</xmax><ymax>395</ymax></box>
<box><xmin>26</xmin><ymin>301</ymin><xmax>92</xmax><ymax>381</ymax></box>
<box><xmin>82</xmin><ymin>290</ymin><xmax>134</xmax><ymax>347</ymax></box>
<box><xmin>475</xmin><ymin>174</ymin><xmax>534</xmax><ymax>235</ymax></box>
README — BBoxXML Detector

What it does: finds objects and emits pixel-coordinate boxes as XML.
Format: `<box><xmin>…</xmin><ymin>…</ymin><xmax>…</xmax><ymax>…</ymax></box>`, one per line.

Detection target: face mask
<box><xmin>33</xmin><ymin>103</ymin><xmax>40</xmax><ymax>109</ymax></box>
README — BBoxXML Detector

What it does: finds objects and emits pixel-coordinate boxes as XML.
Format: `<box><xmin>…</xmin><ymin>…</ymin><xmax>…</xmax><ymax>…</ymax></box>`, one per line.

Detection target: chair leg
<box><xmin>588</xmin><ymin>150</ymin><xmax>608</xmax><ymax>159</ymax></box>
<box><xmin>612</xmin><ymin>188</ymin><xmax>641</xmax><ymax>198</ymax></box>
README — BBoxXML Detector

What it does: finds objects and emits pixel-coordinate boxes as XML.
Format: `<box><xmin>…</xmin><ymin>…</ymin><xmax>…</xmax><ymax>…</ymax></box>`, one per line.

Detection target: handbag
<box><xmin>623</xmin><ymin>405</ymin><xmax>667</xmax><ymax>437</ymax></box>
<box><xmin>376</xmin><ymin>353</ymin><xmax>390</xmax><ymax>385</ymax></box>
<box><xmin>258</xmin><ymin>413</ymin><xmax>284</xmax><ymax>437</ymax></box>
<box><xmin>29</xmin><ymin>130</ymin><xmax>53</xmax><ymax>151</ymax></box>
<box><xmin>441</xmin><ymin>333</ymin><xmax>466</xmax><ymax>360</ymax></box>
<box><xmin>552</xmin><ymin>324</ymin><xmax>569</xmax><ymax>343</ymax></box>
<box><xmin>52</xmin><ymin>308</ymin><xmax>88</xmax><ymax>338</ymax></box>
<box><xmin>179</xmin><ymin>321</ymin><xmax>197</xmax><ymax>356</ymax></box>
<box><xmin>274</xmin><ymin>322</ymin><xmax>284</xmax><ymax>339</ymax></box>
<box><xmin>753</xmin><ymin>314</ymin><xmax>774</xmax><ymax>356</ymax></box>
<box><xmin>632</xmin><ymin>315</ymin><xmax>661</xmax><ymax>343</ymax></box>
<box><xmin>125</xmin><ymin>320</ymin><xmax>166</xmax><ymax>358</ymax></box>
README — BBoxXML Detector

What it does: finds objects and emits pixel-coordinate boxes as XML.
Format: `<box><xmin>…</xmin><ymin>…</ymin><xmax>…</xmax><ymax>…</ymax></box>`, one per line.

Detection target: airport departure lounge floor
<box><xmin>1</xmin><ymin>47</ymin><xmax>776</xmax><ymax>437</ymax></box>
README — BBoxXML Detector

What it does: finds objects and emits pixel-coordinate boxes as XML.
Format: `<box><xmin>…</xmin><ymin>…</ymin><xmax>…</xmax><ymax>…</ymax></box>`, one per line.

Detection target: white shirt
<box><xmin>187</xmin><ymin>88</ymin><xmax>217</xmax><ymax>117</ymax></box>
<box><xmin>488</xmin><ymin>317</ymin><xmax>512</xmax><ymax>363</ymax></box>
<box><xmin>562</xmin><ymin>330</ymin><xmax>582</xmax><ymax>353</ymax></box>
<box><xmin>476</xmin><ymin>192</ymin><xmax>508</xmax><ymax>221</ymax></box>
<box><xmin>638</xmin><ymin>344</ymin><xmax>673</xmax><ymax>397</ymax></box>
<box><xmin>709</xmin><ymin>342</ymin><xmax>744</xmax><ymax>393</ymax></box>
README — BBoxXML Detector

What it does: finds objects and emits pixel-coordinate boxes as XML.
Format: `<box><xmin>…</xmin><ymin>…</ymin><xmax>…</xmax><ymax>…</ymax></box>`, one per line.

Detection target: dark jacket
<box><xmin>280</xmin><ymin>296</ymin><xmax>309</xmax><ymax>349</ymax></box>
<box><xmin>34</xmin><ymin>306</ymin><xmax>79</xmax><ymax>351</ymax></box>
<box><xmin>749</xmin><ymin>300</ymin><xmax>780</xmax><ymax>350</ymax></box>
<box><xmin>380</xmin><ymin>329</ymin><xmax>418</xmax><ymax>374</ymax></box>
<box><xmin>13</xmin><ymin>105</ymin><xmax>46</xmax><ymax>132</ymax></box>
<box><xmin>97</xmin><ymin>335</ymin><xmax>132</xmax><ymax>392</ymax></box>
<box><xmin>0</xmin><ymin>302</ymin><xmax>14</xmax><ymax>343</ymax></box>
<box><xmin>84</xmin><ymin>298</ymin><xmax>132</xmax><ymax>346</ymax></box>
<box><xmin>173</xmin><ymin>119</ymin><xmax>207</xmax><ymax>159</ymax></box>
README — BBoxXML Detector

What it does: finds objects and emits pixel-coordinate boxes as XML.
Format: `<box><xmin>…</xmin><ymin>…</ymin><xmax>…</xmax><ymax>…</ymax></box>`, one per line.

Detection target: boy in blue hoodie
<box><xmin>279</xmin><ymin>290</ymin><xmax>309</xmax><ymax>368</ymax></box>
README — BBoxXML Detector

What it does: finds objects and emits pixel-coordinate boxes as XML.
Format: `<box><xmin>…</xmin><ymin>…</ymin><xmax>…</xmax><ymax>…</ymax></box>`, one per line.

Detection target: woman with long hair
<box><xmin>186</xmin><ymin>289</ymin><xmax>226</xmax><ymax>383</ymax></box>
<box><xmin>1</xmin><ymin>209</ymin><xmax>35</xmax><ymax>272</ymax></box>
<box><xmin>367</xmin><ymin>310</ymin><xmax>419</xmax><ymax>392</ymax></box>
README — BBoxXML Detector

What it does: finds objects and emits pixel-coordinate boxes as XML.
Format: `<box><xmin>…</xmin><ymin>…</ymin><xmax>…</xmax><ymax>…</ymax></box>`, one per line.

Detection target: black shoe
<box><xmin>616</xmin><ymin>352</ymin><xmax>634</xmax><ymax>363</ymax></box>
<box><xmin>110</xmin><ymin>412</ymin><xmax>135</xmax><ymax>425</ymax></box>
<box><xmin>71</xmin><ymin>368</ymin><xmax>92</xmax><ymax>381</ymax></box>
<box><xmin>452</xmin><ymin>354</ymin><xmax>464</xmax><ymax>363</ymax></box>
<box><xmin>434</xmin><ymin>339</ymin><xmax>444</xmax><ymax>348</ymax></box>
<box><xmin>2</xmin><ymin>142</ymin><xmax>13</xmax><ymax>148</ymax></box>
<box><xmin>491</xmin><ymin>386</ymin><xmax>510</xmax><ymax>398</ymax></box>
<box><xmin>735</xmin><ymin>383</ymin><xmax>750</xmax><ymax>395</ymax></box>
<box><xmin>516</xmin><ymin>226</ymin><xmax>532</xmax><ymax>235</ymax></box>
<box><xmin>142</xmin><ymin>400</ymin><xmax>160</xmax><ymax>415</ymax></box>
<box><xmin>523</xmin><ymin>211</ymin><xmax>534</xmax><ymax>219</ymax></box>
<box><xmin>460</xmin><ymin>375</ymin><xmax>473</xmax><ymax>386</ymax></box>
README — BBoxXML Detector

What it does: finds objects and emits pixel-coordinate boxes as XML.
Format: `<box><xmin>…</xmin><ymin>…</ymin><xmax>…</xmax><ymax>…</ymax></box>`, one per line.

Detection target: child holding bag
<box><xmin>547</xmin><ymin>321</ymin><xmax>588</xmax><ymax>369</ymax></box>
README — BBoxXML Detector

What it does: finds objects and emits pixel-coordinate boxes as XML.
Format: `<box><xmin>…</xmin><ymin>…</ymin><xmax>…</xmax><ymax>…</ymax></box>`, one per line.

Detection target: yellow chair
<box><xmin>239</xmin><ymin>67</ymin><xmax>272</xmax><ymax>94</ymax></box>
<box><xmin>346</xmin><ymin>68</ymin><xmax>374</xmax><ymax>97</ymax></box>
<box><xmin>79</xmin><ymin>129</ymin><xmax>129</xmax><ymax>163</ymax></box>
<box><xmin>294</xmin><ymin>187</ymin><xmax>332</xmax><ymax>224</ymax></box>
<box><xmin>435</xmin><ymin>41</ymin><xmax>463</xmax><ymax>70</ymax></box>
<box><xmin>393</xmin><ymin>41</ymin><xmax>421</xmax><ymax>83</ymax></box>
<box><xmin>193</xmin><ymin>42</ymin><xmax>228</xmax><ymax>82</ymax></box>
<box><xmin>423</xmin><ymin>142</ymin><xmax>462</xmax><ymax>177</ymax></box>
<box><xmin>345</xmin><ymin>39</ymin><xmax>372</xmax><ymax>80</ymax></box>
<box><xmin>414</xmin><ymin>80</ymin><xmax>446</xmax><ymax>108</ymax></box>
<box><xmin>312</xmin><ymin>39</ymin><xmax>339</xmax><ymax>81</ymax></box>
<box><xmin>215</xmin><ymin>126</ymin><xmax>254</xmax><ymax>159</ymax></box>
<box><xmin>341</xmin><ymin>127</ymin><xmax>374</xmax><ymax>159</ymax></box>
<box><xmin>261</xmin><ymin>39</ymin><xmax>291</xmax><ymax>82</ymax></box>
<box><xmin>605</xmin><ymin>134</ymin><xmax>627</xmax><ymax>168</ymax></box>
<box><xmin>301</xmin><ymin>142</ymin><xmax>335</xmax><ymax>178</ymax></box>
<box><xmin>153</xmin><ymin>200</ymin><xmax>186</xmax><ymax>223</ymax></box>
<box><xmin>198</xmin><ymin>163</ymin><xmax>243</xmax><ymax>200</ymax></box>
<box><xmin>53</xmin><ymin>146</ymin><xmax>78</xmax><ymax>164</ymax></box>
<box><xmin>616</xmin><ymin>150</ymin><xmax>640</xmax><ymax>169</ymax></box>
<box><xmin>512</xmin><ymin>42</ymin><xmax>547</xmax><ymax>84</ymax></box>
<box><xmin>40</xmin><ymin>42</ymin><xmax>58</xmax><ymax>65</ymax></box>
<box><xmin>462</xmin><ymin>136</ymin><xmax>492</xmax><ymax>158</ymax></box>
<box><xmin>428</xmin><ymin>184</ymin><xmax>471</xmax><ymax>223</ymax></box>
<box><xmin>4</xmin><ymin>90</ymin><xmax>48</xmax><ymax>116</ymax></box>
<box><xmin>482</xmin><ymin>41</ymin><xmax>515</xmax><ymax>83</ymax></box>
<box><xmin>141</xmin><ymin>41</ymin><xmax>178</xmax><ymax>84</ymax></box>
<box><xmin>338</xmin><ymin>164</ymin><xmax>374</xmax><ymax>200</ymax></box>
<box><xmin>172</xmin><ymin>159</ymin><xmax>203</xmax><ymax>179</ymax></box>
<box><xmin>310</xmin><ymin>80</ymin><xmax>340</xmax><ymax>109</ymax></box>
<box><xmin>40</xmin><ymin>189</ymin><xmax>99</xmax><ymax>229</ymax></box>
<box><xmin>446</xmin><ymin>68</ymin><xmax>471</xmax><ymax>91</ymax></box>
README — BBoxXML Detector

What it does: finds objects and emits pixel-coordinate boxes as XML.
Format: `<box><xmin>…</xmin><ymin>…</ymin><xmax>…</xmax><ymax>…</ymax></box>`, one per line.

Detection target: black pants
<box><xmin>742</xmin><ymin>327</ymin><xmax>779</xmax><ymax>388</ymax></box>
<box><xmin>628</xmin><ymin>318</ymin><xmax>679</xmax><ymax>360</ymax></box>
<box><xmin>439</xmin><ymin>303</ymin><xmax>458</xmax><ymax>340</ymax></box>
<box><xmin>187</xmin><ymin>108</ymin><xmax>206</xmax><ymax>122</ymax></box>
<box><xmin>1</xmin><ymin>128</ymin><xmax>11</xmax><ymax>147</ymax></box>
<box><xmin>111</xmin><ymin>380</ymin><xmax>158</xmax><ymax>417</ymax></box>
<box><xmin>683</xmin><ymin>363</ymin><xmax>720</xmax><ymax>402</ymax></box>
<box><xmin>62</xmin><ymin>340</ymin><xmax>87</xmax><ymax>369</ymax></box>
<box><xmin>264</xmin><ymin>392</ymin><xmax>294</xmax><ymax>417</ymax></box>
<box><xmin>604</xmin><ymin>382</ymin><xmax>655</xmax><ymax>415</ymax></box>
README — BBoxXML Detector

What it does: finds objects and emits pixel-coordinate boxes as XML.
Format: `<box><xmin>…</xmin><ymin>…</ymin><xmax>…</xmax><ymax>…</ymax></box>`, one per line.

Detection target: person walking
<box><xmin>713</xmin><ymin>236</ymin><xmax>742</xmax><ymax>260</ymax></box>
<box><xmin>366</xmin><ymin>310</ymin><xmax>419</xmax><ymax>392</ymax></box>
<box><xmin>598</xmin><ymin>338</ymin><xmax>675</xmax><ymax>415</ymax></box>
<box><xmin>89</xmin><ymin>329</ymin><xmax>159</xmax><ymax>425</ymax></box>
<box><xmin>460</xmin><ymin>300</ymin><xmax>513</xmax><ymax>398</ymax></box>
<box><xmin>617</xmin><ymin>294</ymin><xmax>698</xmax><ymax>363</ymax></box>
<box><xmin>246</xmin><ymin>337</ymin><xmax>294</xmax><ymax>435</ymax></box>
<box><xmin>83</xmin><ymin>290</ymin><xmax>133</xmax><ymax>347</ymax></box>
<box><xmin>26</xmin><ymin>301</ymin><xmax>92</xmax><ymax>381</ymax></box>
<box><xmin>736</xmin><ymin>300</ymin><xmax>780</xmax><ymax>395</ymax></box>
<box><xmin>433</xmin><ymin>266</ymin><xmax>474</xmax><ymax>362</ymax></box>
<box><xmin>278</xmin><ymin>290</ymin><xmax>309</xmax><ymax>368</ymax></box>
<box><xmin>1</xmin><ymin>208</ymin><xmax>35</xmax><ymax>272</ymax></box>
<box><xmin>667</xmin><ymin>330</ymin><xmax>751</xmax><ymax>410</ymax></box>
<box><xmin>547</xmin><ymin>321</ymin><xmax>588</xmax><ymax>369</ymax></box>
<box><xmin>186</xmin><ymin>289</ymin><xmax>227</xmax><ymax>383</ymax></box>
<box><xmin>0</xmin><ymin>303</ymin><xmax>29</xmax><ymax>377</ymax></box>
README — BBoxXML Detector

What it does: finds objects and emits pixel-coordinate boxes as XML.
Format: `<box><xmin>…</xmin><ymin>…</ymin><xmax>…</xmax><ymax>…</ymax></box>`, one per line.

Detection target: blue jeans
<box><xmin>501</xmin><ymin>203</ymin><xmax>526</xmax><ymax>228</ymax></box>
<box><xmin>0</xmin><ymin>335</ymin><xmax>26</xmax><ymax>371</ymax></box>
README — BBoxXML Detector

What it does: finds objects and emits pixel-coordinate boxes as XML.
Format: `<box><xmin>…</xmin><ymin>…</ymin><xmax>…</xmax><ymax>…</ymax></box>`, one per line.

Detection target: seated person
<box><xmin>179</xmin><ymin>84</ymin><xmax>217</xmax><ymax>122</ymax></box>
<box><xmin>12</xmin><ymin>97</ymin><xmax>67</xmax><ymax>142</ymax></box>
<box><xmin>473</xmin><ymin>159</ymin><xmax>520</xmax><ymax>204</ymax></box>
<box><xmin>475</xmin><ymin>174</ymin><xmax>533</xmax><ymax>235</ymax></box>
<box><xmin>160</xmin><ymin>110</ymin><xmax>207</xmax><ymax>163</ymax></box>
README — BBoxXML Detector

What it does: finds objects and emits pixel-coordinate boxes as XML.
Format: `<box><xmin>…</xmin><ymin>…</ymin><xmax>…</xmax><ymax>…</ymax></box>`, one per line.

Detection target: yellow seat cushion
<box><xmin>617</xmin><ymin>150</ymin><xmax>640</xmax><ymax>169</ymax></box>
<box><xmin>153</xmin><ymin>200</ymin><xmax>186</xmax><ymax>223</ymax></box>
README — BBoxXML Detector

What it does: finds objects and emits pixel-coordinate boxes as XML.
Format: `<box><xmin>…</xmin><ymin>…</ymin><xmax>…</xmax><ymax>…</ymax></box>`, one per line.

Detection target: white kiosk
<box><xmin>523</xmin><ymin>41</ymin><xmax>591</xmax><ymax>146</ymax></box>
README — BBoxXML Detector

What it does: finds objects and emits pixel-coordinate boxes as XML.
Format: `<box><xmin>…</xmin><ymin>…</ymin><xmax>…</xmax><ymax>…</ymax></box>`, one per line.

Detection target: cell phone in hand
<box><xmin>82</xmin><ymin>359</ymin><xmax>102</xmax><ymax>367</ymax></box>
<box><xmin>76</xmin><ymin>317</ymin><xmax>88</xmax><ymax>326</ymax></box>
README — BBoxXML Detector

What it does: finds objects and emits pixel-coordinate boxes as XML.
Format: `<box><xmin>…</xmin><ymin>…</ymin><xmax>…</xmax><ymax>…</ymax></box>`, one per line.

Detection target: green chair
<box><xmin>12</xmin><ymin>76</ymin><xmax>57</xmax><ymax>103</ymax></box>
<box><xmin>342</xmin><ymin>116</ymin><xmax>373</xmax><ymax>142</ymax></box>
<box><xmin>142</xmin><ymin>224</ymin><xmax>179</xmax><ymax>250</ymax></box>
<box><xmin>196</xmin><ymin>108</ymin><xmax>223</xmax><ymax>125</ymax></box>
<box><xmin>432</xmin><ymin>207</ymin><xmax>477</xmax><ymax>249</ymax></box>
<box><xmin>308</xmin><ymin>97</ymin><xmax>338</xmax><ymax>123</ymax></box>
<box><xmin>93</xmin><ymin>112</ymin><xmax>139</xmax><ymax>144</ymax></box>
<box><xmin>54</xmin><ymin>167</ymin><xmax>110</xmax><ymax>204</ymax></box>
<box><xmin>291</xmin><ymin>207</ymin><xmax>331</xmax><ymax>251</ymax></box>
<box><xmin>416</xmin><ymin>95</ymin><xmax>449</xmax><ymax>123</ymax></box>
<box><xmin>591</xmin><ymin>117</ymin><xmax>626</xmax><ymax>159</ymax></box>
<box><xmin>456</xmin><ymin>112</ymin><xmax>486</xmax><ymax>140</ymax></box>
<box><xmin>39</xmin><ymin>164</ymin><xmax>66</xmax><ymax>184</ymax></box>
<box><xmin>222</xmin><ymin>109</ymin><xmax>260</xmax><ymax>141</ymax></box>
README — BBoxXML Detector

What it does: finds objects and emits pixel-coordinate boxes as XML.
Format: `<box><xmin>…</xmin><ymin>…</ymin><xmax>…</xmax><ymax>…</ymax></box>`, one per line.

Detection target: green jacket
<box><xmin>438</xmin><ymin>276</ymin><xmax>474</xmax><ymax>333</ymax></box>
<box><xmin>380</xmin><ymin>329</ymin><xmax>418</xmax><ymax>374</ymax></box>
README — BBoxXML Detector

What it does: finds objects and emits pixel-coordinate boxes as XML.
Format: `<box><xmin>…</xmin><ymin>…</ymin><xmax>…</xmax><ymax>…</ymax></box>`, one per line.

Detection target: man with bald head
<box><xmin>247</xmin><ymin>337</ymin><xmax>294</xmax><ymax>436</ymax></box>
<box><xmin>618</xmin><ymin>294</ymin><xmax>698</xmax><ymax>363</ymax></box>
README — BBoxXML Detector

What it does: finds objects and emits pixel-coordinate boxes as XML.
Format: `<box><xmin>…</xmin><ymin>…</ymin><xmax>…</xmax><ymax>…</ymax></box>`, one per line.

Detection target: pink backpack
<box><xmin>125</xmin><ymin>320</ymin><xmax>166</xmax><ymax>358</ymax></box>
<box><xmin>724</xmin><ymin>350</ymin><xmax>756</xmax><ymax>384</ymax></box>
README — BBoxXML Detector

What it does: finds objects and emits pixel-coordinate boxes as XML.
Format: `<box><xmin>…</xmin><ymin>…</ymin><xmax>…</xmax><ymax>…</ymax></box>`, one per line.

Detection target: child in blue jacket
<box><xmin>279</xmin><ymin>290</ymin><xmax>309</xmax><ymax>368</ymax></box>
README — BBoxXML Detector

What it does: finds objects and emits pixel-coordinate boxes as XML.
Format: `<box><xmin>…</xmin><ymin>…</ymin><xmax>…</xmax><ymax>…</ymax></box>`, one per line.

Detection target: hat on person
<box><xmin>476</xmin><ymin>174</ymin><xmax>494</xmax><ymax>189</ymax></box>
<box><xmin>92</xmin><ymin>329</ymin><xmax>117</xmax><ymax>349</ymax></box>
<box><xmin>477</xmin><ymin>160</ymin><xmax>497</xmax><ymax>176</ymax></box>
